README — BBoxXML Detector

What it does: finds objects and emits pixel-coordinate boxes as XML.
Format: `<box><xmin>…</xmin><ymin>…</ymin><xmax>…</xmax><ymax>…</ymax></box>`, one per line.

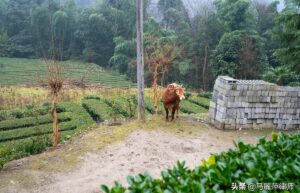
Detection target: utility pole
<box><xmin>136</xmin><ymin>0</ymin><xmax>145</xmax><ymax>121</ymax></box>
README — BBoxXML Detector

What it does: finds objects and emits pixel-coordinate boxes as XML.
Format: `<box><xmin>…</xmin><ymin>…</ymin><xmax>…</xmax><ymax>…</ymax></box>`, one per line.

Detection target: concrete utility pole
<box><xmin>136</xmin><ymin>0</ymin><xmax>145</xmax><ymax>121</ymax></box>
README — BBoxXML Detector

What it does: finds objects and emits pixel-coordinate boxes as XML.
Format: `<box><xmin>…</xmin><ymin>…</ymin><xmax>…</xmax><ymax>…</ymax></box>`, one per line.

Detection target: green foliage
<box><xmin>198</xmin><ymin>92</ymin><xmax>212</xmax><ymax>99</ymax></box>
<box><xmin>0</xmin><ymin>102</ymin><xmax>95</xmax><ymax>169</ymax></box>
<box><xmin>0</xmin><ymin>146</ymin><xmax>12</xmax><ymax>169</ymax></box>
<box><xmin>83</xmin><ymin>95</ymin><xmax>101</xmax><ymax>100</ymax></box>
<box><xmin>102</xmin><ymin>132</ymin><xmax>300</xmax><ymax>192</ymax></box>
<box><xmin>0</xmin><ymin>112</ymin><xmax>71</xmax><ymax>131</ymax></box>
<box><xmin>0</xmin><ymin>120</ymin><xmax>76</xmax><ymax>143</ymax></box>
<box><xmin>188</xmin><ymin>96</ymin><xmax>210</xmax><ymax>109</ymax></box>
<box><xmin>273</xmin><ymin>0</ymin><xmax>300</xmax><ymax>72</ymax></box>
<box><xmin>211</xmin><ymin>30</ymin><xmax>268</xmax><ymax>79</ymax></box>
<box><xmin>82</xmin><ymin>98</ymin><xmax>116</xmax><ymax>122</ymax></box>
<box><xmin>180</xmin><ymin>100</ymin><xmax>208</xmax><ymax>114</ymax></box>
<box><xmin>0</xmin><ymin>31</ymin><xmax>15</xmax><ymax>57</ymax></box>
<box><xmin>104</xmin><ymin>96</ymin><xmax>137</xmax><ymax>117</ymax></box>
<box><xmin>262</xmin><ymin>66</ymin><xmax>300</xmax><ymax>86</ymax></box>
<box><xmin>214</xmin><ymin>0</ymin><xmax>256</xmax><ymax>32</ymax></box>
<box><xmin>0</xmin><ymin>105</ymin><xmax>52</xmax><ymax>121</ymax></box>
<box><xmin>0</xmin><ymin>58</ymin><xmax>136</xmax><ymax>87</ymax></box>
<box><xmin>144</xmin><ymin>97</ymin><xmax>163</xmax><ymax>114</ymax></box>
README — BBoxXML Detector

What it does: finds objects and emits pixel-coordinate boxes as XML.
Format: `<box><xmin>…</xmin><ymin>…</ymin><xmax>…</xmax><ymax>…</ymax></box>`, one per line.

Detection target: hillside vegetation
<box><xmin>0</xmin><ymin>93</ymin><xmax>211</xmax><ymax>169</ymax></box>
<box><xmin>0</xmin><ymin>57</ymin><xmax>136</xmax><ymax>88</ymax></box>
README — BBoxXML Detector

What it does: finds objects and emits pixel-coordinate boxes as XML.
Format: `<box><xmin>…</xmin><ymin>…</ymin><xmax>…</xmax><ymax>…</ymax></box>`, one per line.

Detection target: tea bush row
<box><xmin>198</xmin><ymin>92</ymin><xmax>213</xmax><ymax>99</ymax></box>
<box><xmin>0</xmin><ymin>119</ymin><xmax>77</xmax><ymax>142</ymax></box>
<box><xmin>188</xmin><ymin>96</ymin><xmax>211</xmax><ymax>109</ymax></box>
<box><xmin>0</xmin><ymin>102</ymin><xmax>95</xmax><ymax>169</ymax></box>
<box><xmin>104</xmin><ymin>96</ymin><xmax>137</xmax><ymax>118</ymax></box>
<box><xmin>180</xmin><ymin>100</ymin><xmax>208</xmax><ymax>114</ymax></box>
<box><xmin>0</xmin><ymin>105</ymin><xmax>49</xmax><ymax>121</ymax></box>
<box><xmin>82</xmin><ymin>99</ymin><xmax>117</xmax><ymax>122</ymax></box>
<box><xmin>0</xmin><ymin>112</ymin><xmax>71</xmax><ymax>131</ymax></box>
<box><xmin>102</xmin><ymin>132</ymin><xmax>300</xmax><ymax>193</ymax></box>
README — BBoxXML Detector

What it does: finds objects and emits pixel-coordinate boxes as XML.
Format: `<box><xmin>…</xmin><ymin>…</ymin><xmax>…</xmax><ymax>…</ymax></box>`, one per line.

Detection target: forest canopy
<box><xmin>0</xmin><ymin>0</ymin><xmax>299</xmax><ymax>89</ymax></box>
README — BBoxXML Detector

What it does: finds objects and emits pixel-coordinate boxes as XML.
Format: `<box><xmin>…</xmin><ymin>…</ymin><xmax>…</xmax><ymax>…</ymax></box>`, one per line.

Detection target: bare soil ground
<box><xmin>0</xmin><ymin>116</ymin><xmax>276</xmax><ymax>193</ymax></box>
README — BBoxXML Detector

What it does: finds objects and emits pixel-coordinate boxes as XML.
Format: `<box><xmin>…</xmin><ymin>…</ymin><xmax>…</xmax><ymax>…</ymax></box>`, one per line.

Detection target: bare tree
<box><xmin>136</xmin><ymin>0</ymin><xmax>145</xmax><ymax>121</ymax></box>
<box><xmin>145</xmin><ymin>40</ymin><xmax>180</xmax><ymax>114</ymax></box>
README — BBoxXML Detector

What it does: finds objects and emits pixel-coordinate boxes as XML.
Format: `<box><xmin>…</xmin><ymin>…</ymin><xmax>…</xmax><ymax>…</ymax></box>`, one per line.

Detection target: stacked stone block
<box><xmin>209</xmin><ymin>76</ymin><xmax>300</xmax><ymax>130</ymax></box>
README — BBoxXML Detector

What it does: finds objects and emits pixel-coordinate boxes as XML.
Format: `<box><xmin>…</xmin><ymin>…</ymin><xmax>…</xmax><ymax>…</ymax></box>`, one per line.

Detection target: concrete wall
<box><xmin>209</xmin><ymin>76</ymin><xmax>300</xmax><ymax>130</ymax></box>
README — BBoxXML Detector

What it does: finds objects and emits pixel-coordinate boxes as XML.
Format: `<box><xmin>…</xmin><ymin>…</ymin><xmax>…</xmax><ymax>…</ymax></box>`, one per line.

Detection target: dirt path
<box><xmin>0</xmin><ymin>117</ymin><xmax>276</xmax><ymax>193</ymax></box>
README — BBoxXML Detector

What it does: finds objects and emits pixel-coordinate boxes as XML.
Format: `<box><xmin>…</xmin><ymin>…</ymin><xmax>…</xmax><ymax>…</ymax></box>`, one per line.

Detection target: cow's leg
<box><xmin>171</xmin><ymin>108</ymin><xmax>176</xmax><ymax>121</ymax></box>
<box><xmin>165</xmin><ymin>107</ymin><xmax>169</xmax><ymax>121</ymax></box>
<box><xmin>176</xmin><ymin>108</ymin><xmax>179</xmax><ymax>118</ymax></box>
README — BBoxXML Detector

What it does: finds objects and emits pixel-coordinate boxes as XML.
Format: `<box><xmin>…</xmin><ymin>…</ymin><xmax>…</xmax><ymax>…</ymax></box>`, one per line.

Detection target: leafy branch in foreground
<box><xmin>101</xmin><ymin>132</ymin><xmax>300</xmax><ymax>192</ymax></box>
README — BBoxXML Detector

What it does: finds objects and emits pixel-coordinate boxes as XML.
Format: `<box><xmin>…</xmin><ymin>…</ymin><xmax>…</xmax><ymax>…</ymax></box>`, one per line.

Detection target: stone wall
<box><xmin>209</xmin><ymin>76</ymin><xmax>300</xmax><ymax>130</ymax></box>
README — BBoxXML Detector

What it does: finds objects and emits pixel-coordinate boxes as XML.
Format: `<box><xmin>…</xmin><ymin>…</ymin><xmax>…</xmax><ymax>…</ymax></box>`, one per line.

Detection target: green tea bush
<box><xmin>144</xmin><ymin>97</ymin><xmax>163</xmax><ymax>114</ymax></box>
<box><xmin>0</xmin><ymin>112</ymin><xmax>71</xmax><ymax>131</ymax></box>
<box><xmin>104</xmin><ymin>97</ymin><xmax>130</xmax><ymax>118</ymax></box>
<box><xmin>0</xmin><ymin>121</ymin><xmax>77</xmax><ymax>142</ymax></box>
<box><xmin>57</xmin><ymin>102</ymin><xmax>95</xmax><ymax>130</ymax></box>
<box><xmin>198</xmin><ymin>92</ymin><xmax>213</xmax><ymax>99</ymax></box>
<box><xmin>82</xmin><ymin>99</ymin><xmax>115</xmax><ymax>122</ymax></box>
<box><xmin>0</xmin><ymin>102</ymin><xmax>95</xmax><ymax>169</ymax></box>
<box><xmin>101</xmin><ymin>132</ymin><xmax>300</xmax><ymax>193</ymax></box>
<box><xmin>84</xmin><ymin>95</ymin><xmax>101</xmax><ymax>100</ymax></box>
<box><xmin>180</xmin><ymin>100</ymin><xmax>208</xmax><ymax>114</ymax></box>
<box><xmin>0</xmin><ymin>146</ymin><xmax>13</xmax><ymax>169</ymax></box>
<box><xmin>0</xmin><ymin>105</ymin><xmax>56</xmax><ymax>121</ymax></box>
<box><xmin>188</xmin><ymin>96</ymin><xmax>211</xmax><ymax>109</ymax></box>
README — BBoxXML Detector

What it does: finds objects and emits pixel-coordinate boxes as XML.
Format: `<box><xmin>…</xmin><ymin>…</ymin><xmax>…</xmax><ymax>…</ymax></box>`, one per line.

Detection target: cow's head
<box><xmin>168</xmin><ymin>83</ymin><xmax>185</xmax><ymax>100</ymax></box>
<box><xmin>176</xmin><ymin>87</ymin><xmax>185</xmax><ymax>100</ymax></box>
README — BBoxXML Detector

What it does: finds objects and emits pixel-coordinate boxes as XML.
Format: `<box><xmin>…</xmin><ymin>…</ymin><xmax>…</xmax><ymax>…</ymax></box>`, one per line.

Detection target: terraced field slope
<box><xmin>0</xmin><ymin>57</ymin><xmax>136</xmax><ymax>88</ymax></box>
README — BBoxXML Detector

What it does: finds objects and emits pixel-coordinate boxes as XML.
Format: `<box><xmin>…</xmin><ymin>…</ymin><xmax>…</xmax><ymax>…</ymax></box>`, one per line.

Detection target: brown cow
<box><xmin>162</xmin><ymin>83</ymin><xmax>185</xmax><ymax>121</ymax></box>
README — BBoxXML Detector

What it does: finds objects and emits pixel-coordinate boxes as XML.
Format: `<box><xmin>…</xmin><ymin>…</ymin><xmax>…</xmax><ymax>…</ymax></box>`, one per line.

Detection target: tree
<box><xmin>144</xmin><ymin>23</ymin><xmax>180</xmax><ymax>114</ymax></box>
<box><xmin>4</xmin><ymin>0</ymin><xmax>35</xmax><ymax>57</ymax></box>
<box><xmin>252</xmin><ymin>0</ymin><xmax>280</xmax><ymax>67</ymax></box>
<box><xmin>0</xmin><ymin>31</ymin><xmax>14</xmax><ymax>57</ymax></box>
<box><xmin>262</xmin><ymin>66</ymin><xmax>300</xmax><ymax>86</ymax></box>
<box><xmin>211</xmin><ymin>30</ymin><xmax>267</xmax><ymax>79</ymax></box>
<box><xmin>214</xmin><ymin>0</ymin><xmax>256</xmax><ymax>32</ymax></box>
<box><xmin>273</xmin><ymin>0</ymin><xmax>300</xmax><ymax>72</ymax></box>
<box><xmin>136</xmin><ymin>0</ymin><xmax>145</xmax><ymax>121</ymax></box>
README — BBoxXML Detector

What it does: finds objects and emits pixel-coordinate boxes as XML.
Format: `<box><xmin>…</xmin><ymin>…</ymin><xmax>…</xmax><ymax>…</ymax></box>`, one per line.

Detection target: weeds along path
<box><xmin>0</xmin><ymin>117</ymin><xmax>275</xmax><ymax>193</ymax></box>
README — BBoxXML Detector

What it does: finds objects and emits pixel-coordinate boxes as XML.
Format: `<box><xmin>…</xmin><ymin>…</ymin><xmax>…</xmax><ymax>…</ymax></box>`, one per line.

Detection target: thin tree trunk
<box><xmin>202</xmin><ymin>43</ymin><xmax>208</xmax><ymax>91</ymax></box>
<box><xmin>51</xmin><ymin>94</ymin><xmax>59</xmax><ymax>147</ymax></box>
<box><xmin>153</xmin><ymin>63</ymin><xmax>159</xmax><ymax>114</ymax></box>
<box><xmin>136</xmin><ymin>0</ymin><xmax>145</xmax><ymax>121</ymax></box>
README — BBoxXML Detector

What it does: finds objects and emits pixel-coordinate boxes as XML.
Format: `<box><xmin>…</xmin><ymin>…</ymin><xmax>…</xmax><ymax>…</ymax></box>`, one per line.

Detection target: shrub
<box><xmin>0</xmin><ymin>102</ymin><xmax>95</xmax><ymax>169</ymax></box>
<box><xmin>144</xmin><ymin>97</ymin><xmax>163</xmax><ymax>114</ymax></box>
<box><xmin>0</xmin><ymin>120</ymin><xmax>77</xmax><ymax>142</ymax></box>
<box><xmin>104</xmin><ymin>97</ymin><xmax>130</xmax><ymax>118</ymax></box>
<box><xmin>180</xmin><ymin>100</ymin><xmax>208</xmax><ymax>114</ymax></box>
<box><xmin>0</xmin><ymin>105</ymin><xmax>53</xmax><ymax>121</ymax></box>
<box><xmin>184</xmin><ymin>92</ymin><xmax>191</xmax><ymax>100</ymax></box>
<box><xmin>0</xmin><ymin>112</ymin><xmax>71</xmax><ymax>131</ymax></box>
<box><xmin>188</xmin><ymin>96</ymin><xmax>211</xmax><ymax>109</ymax></box>
<box><xmin>83</xmin><ymin>95</ymin><xmax>100</xmax><ymax>100</ymax></box>
<box><xmin>82</xmin><ymin>99</ymin><xmax>116</xmax><ymax>122</ymax></box>
<box><xmin>101</xmin><ymin>132</ymin><xmax>300</xmax><ymax>193</ymax></box>
<box><xmin>0</xmin><ymin>146</ymin><xmax>12</xmax><ymax>169</ymax></box>
<box><xmin>198</xmin><ymin>92</ymin><xmax>213</xmax><ymax>99</ymax></box>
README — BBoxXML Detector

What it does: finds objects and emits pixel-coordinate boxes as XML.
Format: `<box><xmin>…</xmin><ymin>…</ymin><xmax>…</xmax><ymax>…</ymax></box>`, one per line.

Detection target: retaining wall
<box><xmin>209</xmin><ymin>76</ymin><xmax>300</xmax><ymax>130</ymax></box>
